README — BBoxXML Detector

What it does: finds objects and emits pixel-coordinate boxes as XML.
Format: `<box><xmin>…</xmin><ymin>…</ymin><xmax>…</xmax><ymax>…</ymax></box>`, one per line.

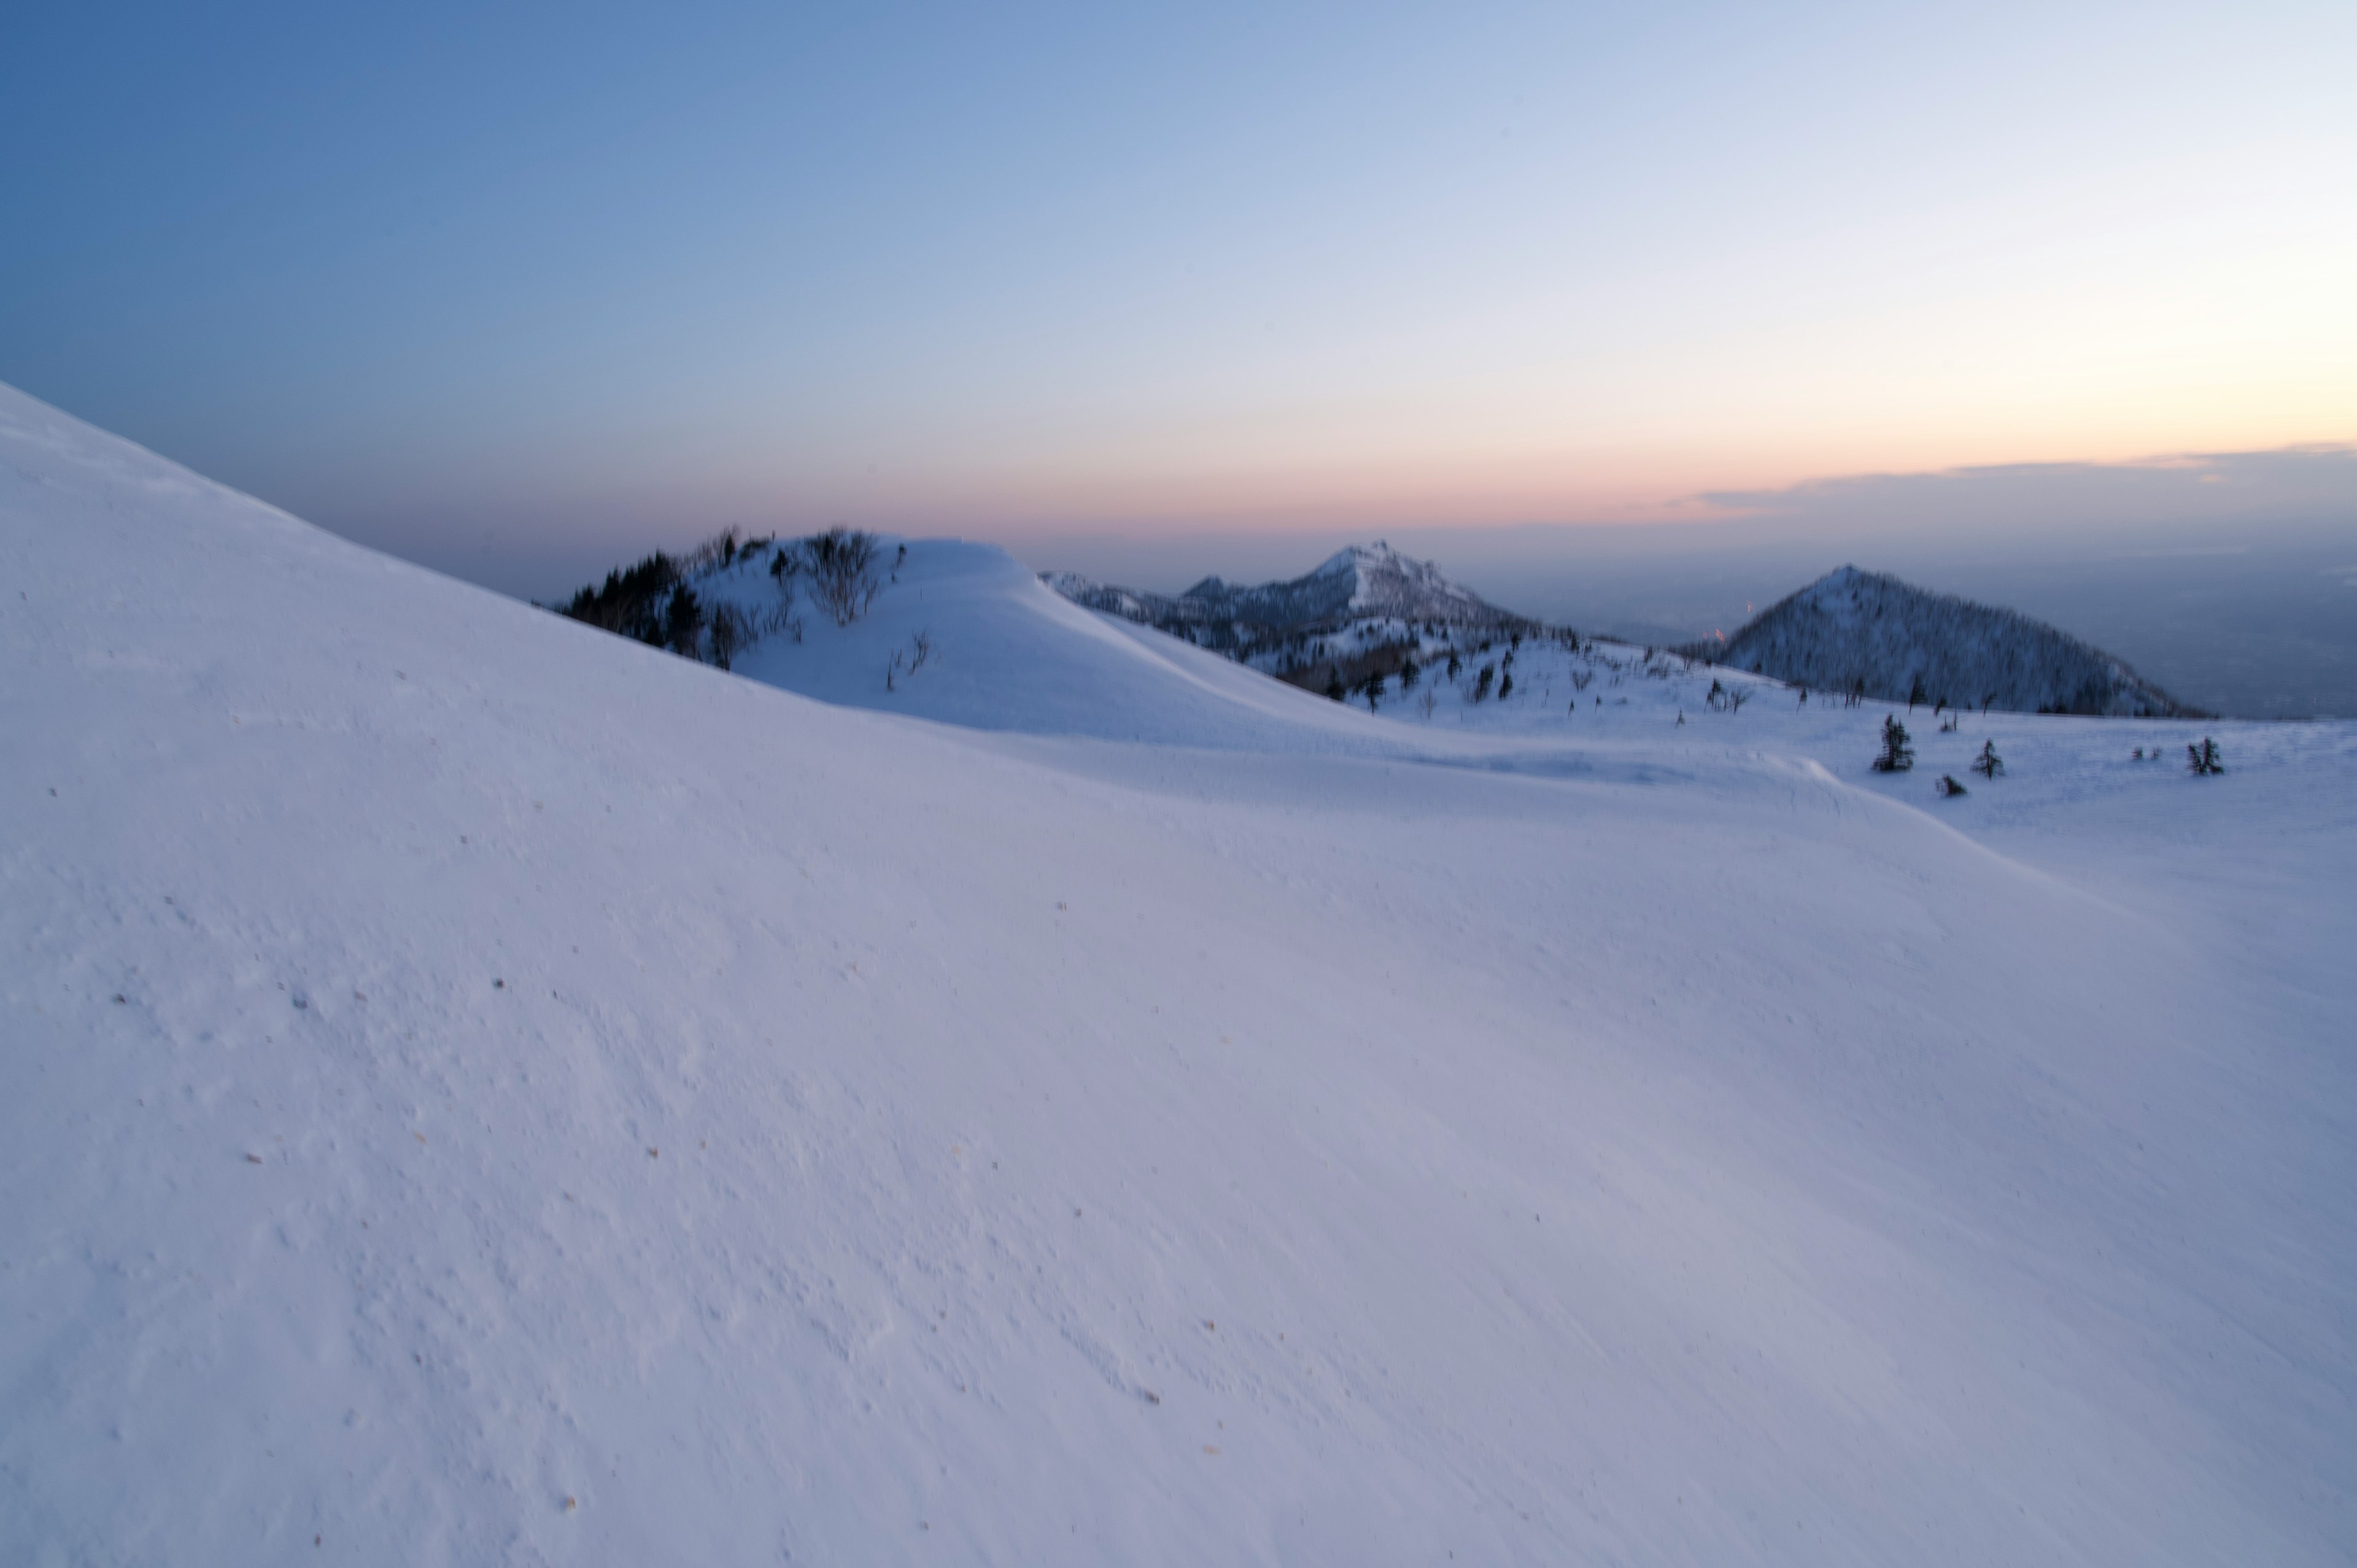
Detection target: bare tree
<box><xmin>706</xmin><ymin>603</ymin><xmax>750</xmax><ymax>670</ymax></box>
<box><xmin>803</xmin><ymin>528</ymin><xmax>881</xmax><ymax>625</ymax></box>
<box><xmin>766</xmin><ymin>548</ymin><xmax>805</xmax><ymax>643</ymax></box>
<box><xmin>680</xmin><ymin>527</ymin><xmax>742</xmax><ymax>575</ymax></box>
<box><xmin>758</xmin><ymin>600</ymin><xmax>803</xmax><ymax>644</ymax></box>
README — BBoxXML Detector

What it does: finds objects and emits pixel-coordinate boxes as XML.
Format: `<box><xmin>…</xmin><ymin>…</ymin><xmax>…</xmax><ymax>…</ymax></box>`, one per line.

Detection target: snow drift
<box><xmin>2</xmin><ymin>382</ymin><xmax>2351</xmax><ymax>1565</ymax></box>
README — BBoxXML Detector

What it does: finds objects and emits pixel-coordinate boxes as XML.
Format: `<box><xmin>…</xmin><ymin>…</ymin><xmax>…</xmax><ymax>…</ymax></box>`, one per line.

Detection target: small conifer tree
<box><xmin>1970</xmin><ymin>740</ymin><xmax>2003</xmax><ymax>778</ymax></box>
<box><xmin>1872</xmin><ymin>714</ymin><xmax>1914</xmax><ymax>773</ymax></box>
<box><xmin>2187</xmin><ymin>737</ymin><xmax>2224</xmax><ymax>775</ymax></box>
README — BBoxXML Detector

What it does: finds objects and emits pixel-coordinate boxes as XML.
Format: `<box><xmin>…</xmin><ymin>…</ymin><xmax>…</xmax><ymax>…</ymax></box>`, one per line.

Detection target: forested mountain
<box><xmin>1692</xmin><ymin>565</ymin><xmax>2193</xmax><ymax>715</ymax></box>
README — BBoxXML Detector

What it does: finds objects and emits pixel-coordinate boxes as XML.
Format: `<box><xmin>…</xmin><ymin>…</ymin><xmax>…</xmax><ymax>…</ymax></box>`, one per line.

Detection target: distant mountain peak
<box><xmin>1045</xmin><ymin>542</ymin><xmax>1530</xmax><ymax>672</ymax></box>
<box><xmin>1312</xmin><ymin>540</ymin><xmax>1398</xmax><ymax>578</ymax></box>
<box><xmin>1698</xmin><ymin>567</ymin><xmax>2194</xmax><ymax>717</ymax></box>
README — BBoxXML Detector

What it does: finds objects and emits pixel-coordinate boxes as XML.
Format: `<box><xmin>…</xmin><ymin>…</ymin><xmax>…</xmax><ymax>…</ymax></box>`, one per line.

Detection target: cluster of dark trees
<box><xmin>555</xmin><ymin>527</ymin><xmax>884</xmax><ymax>671</ymax></box>
<box><xmin>559</xmin><ymin>552</ymin><xmax>689</xmax><ymax>647</ymax></box>
<box><xmin>1876</xmin><ymin>720</ymin><xmax>2014</xmax><ymax>789</ymax></box>
<box><xmin>1307</xmin><ymin>627</ymin><xmax>1594</xmax><ymax>710</ymax></box>
<box><xmin>559</xmin><ymin>550</ymin><xmax>759</xmax><ymax>667</ymax></box>
<box><xmin>1301</xmin><ymin>635</ymin><xmax>1428</xmax><ymax>703</ymax></box>
<box><xmin>1329</xmin><ymin>654</ymin><xmax>1428</xmax><ymax>709</ymax></box>
<box><xmin>1879</xmin><ymin>722</ymin><xmax>2221</xmax><ymax>786</ymax></box>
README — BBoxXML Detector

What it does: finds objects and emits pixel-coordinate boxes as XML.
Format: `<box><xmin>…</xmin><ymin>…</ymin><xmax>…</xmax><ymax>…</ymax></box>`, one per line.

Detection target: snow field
<box><xmin>3</xmin><ymin>382</ymin><xmax>2352</xmax><ymax>1564</ymax></box>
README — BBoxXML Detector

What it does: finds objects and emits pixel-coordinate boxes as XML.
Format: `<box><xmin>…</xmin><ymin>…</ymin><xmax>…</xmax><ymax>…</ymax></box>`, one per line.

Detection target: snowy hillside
<box><xmin>1695</xmin><ymin>563</ymin><xmax>2192</xmax><ymax>716</ymax></box>
<box><xmin>598</xmin><ymin>534</ymin><xmax>1417</xmax><ymax>752</ymax></box>
<box><xmin>6</xmin><ymin>380</ymin><xmax>2355</xmax><ymax>1566</ymax></box>
<box><xmin>1043</xmin><ymin>540</ymin><xmax>1525</xmax><ymax>678</ymax></box>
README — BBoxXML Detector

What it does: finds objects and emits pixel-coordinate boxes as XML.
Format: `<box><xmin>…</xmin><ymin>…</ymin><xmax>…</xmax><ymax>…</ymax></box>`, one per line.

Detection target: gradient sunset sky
<box><xmin>5</xmin><ymin>1</ymin><xmax>2351</xmax><ymax>595</ymax></box>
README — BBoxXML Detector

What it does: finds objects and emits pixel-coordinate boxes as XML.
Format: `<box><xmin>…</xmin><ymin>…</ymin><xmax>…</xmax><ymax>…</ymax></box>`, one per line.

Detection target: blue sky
<box><xmin>4</xmin><ymin>1</ymin><xmax>2351</xmax><ymax>598</ymax></box>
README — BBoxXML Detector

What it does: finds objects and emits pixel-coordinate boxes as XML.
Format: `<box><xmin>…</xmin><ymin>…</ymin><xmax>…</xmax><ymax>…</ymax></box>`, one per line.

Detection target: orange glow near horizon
<box><xmin>767</xmin><ymin>416</ymin><xmax>2357</xmax><ymax>539</ymax></box>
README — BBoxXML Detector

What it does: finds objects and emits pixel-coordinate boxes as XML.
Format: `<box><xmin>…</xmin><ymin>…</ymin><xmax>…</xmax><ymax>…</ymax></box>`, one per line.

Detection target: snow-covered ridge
<box><xmin>1693</xmin><ymin>563</ymin><xmax>2194</xmax><ymax>717</ymax></box>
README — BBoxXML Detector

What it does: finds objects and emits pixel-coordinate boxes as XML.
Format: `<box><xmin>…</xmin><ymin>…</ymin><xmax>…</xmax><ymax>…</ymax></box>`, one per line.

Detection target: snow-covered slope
<box><xmin>1697</xmin><ymin>563</ymin><xmax>2191</xmax><ymax>715</ymax></box>
<box><xmin>5</xmin><ymin>382</ymin><xmax>2353</xmax><ymax>1566</ymax></box>
<box><xmin>695</xmin><ymin>539</ymin><xmax>1415</xmax><ymax>752</ymax></box>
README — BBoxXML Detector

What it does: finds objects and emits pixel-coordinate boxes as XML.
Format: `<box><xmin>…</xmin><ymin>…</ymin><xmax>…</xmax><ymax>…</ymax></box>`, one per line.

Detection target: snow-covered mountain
<box><xmin>7</xmin><ymin>381</ymin><xmax>2355</xmax><ymax>1566</ymax></box>
<box><xmin>1696</xmin><ymin>564</ymin><xmax>2193</xmax><ymax>716</ymax></box>
<box><xmin>1043</xmin><ymin>541</ymin><xmax>1529</xmax><ymax>678</ymax></box>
